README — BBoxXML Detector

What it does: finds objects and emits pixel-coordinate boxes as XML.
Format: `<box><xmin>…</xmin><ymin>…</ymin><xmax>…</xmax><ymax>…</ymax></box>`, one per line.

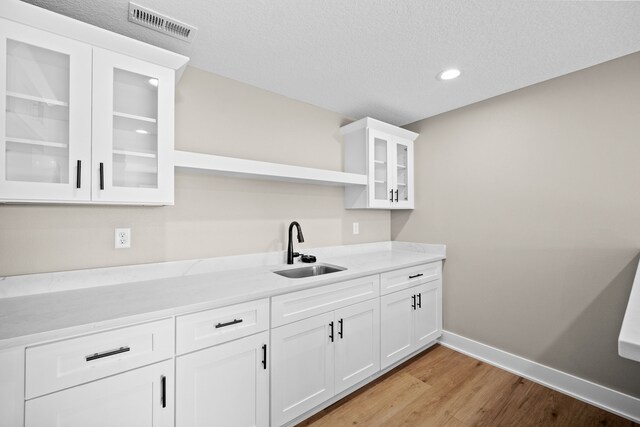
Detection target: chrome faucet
<box><xmin>287</xmin><ymin>221</ymin><xmax>305</xmax><ymax>264</ymax></box>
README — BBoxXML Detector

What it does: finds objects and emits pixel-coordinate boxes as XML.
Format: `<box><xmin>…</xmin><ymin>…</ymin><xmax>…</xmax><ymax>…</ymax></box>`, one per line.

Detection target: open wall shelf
<box><xmin>174</xmin><ymin>150</ymin><xmax>367</xmax><ymax>187</ymax></box>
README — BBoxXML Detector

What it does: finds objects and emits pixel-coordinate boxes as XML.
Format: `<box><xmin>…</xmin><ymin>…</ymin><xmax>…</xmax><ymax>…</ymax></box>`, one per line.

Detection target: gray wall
<box><xmin>392</xmin><ymin>52</ymin><xmax>640</xmax><ymax>397</ymax></box>
<box><xmin>0</xmin><ymin>67</ymin><xmax>390</xmax><ymax>276</ymax></box>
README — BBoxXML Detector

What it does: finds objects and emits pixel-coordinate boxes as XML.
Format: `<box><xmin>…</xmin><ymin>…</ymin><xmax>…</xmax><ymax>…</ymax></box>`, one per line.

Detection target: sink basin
<box><xmin>273</xmin><ymin>264</ymin><xmax>346</xmax><ymax>279</ymax></box>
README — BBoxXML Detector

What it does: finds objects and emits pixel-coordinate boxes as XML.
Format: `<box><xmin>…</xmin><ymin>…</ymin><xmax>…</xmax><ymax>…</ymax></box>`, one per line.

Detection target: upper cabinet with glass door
<box><xmin>0</xmin><ymin>19</ymin><xmax>92</xmax><ymax>202</ymax></box>
<box><xmin>0</xmin><ymin>2</ymin><xmax>188</xmax><ymax>205</ymax></box>
<box><xmin>342</xmin><ymin>117</ymin><xmax>418</xmax><ymax>209</ymax></box>
<box><xmin>92</xmin><ymin>49</ymin><xmax>174</xmax><ymax>204</ymax></box>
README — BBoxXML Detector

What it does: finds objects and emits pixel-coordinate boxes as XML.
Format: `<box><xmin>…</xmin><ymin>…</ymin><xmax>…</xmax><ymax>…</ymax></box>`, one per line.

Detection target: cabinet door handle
<box><xmin>409</xmin><ymin>273</ymin><xmax>423</xmax><ymax>279</ymax></box>
<box><xmin>215</xmin><ymin>318</ymin><xmax>243</xmax><ymax>328</ymax></box>
<box><xmin>338</xmin><ymin>318</ymin><xmax>343</xmax><ymax>339</ymax></box>
<box><xmin>161</xmin><ymin>375</ymin><xmax>166</xmax><ymax>408</ymax></box>
<box><xmin>417</xmin><ymin>292</ymin><xmax>422</xmax><ymax>308</ymax></box>
<box><xmin>395</xmin><ymin>189</ymin><xmax>398</xmax><ymax>202</ymax></box>
<box><xmin>329</xmin><ymin>321</ymin><xmax>334</xmax><ymax>342</ymax></box>
<box><xmin>85</xmin><ymin>346</ymin><xmax>130</xmax><ymax>361</ymax></box>
<box><xmin>411</xmin><ymin>294</ymin><xmax>416</xmax><ymax>310</ymax></box>
<box><xmin>76</xmin><ymin>160</ymin><xmax>81</xmax><ymax>189</ymax></box>
<box><xmin>262</xmin><ymin>344</ymin><xmax>267</xmax><ymax>369</ymax></box>
<box><xmin>389</xmin><ymin>189</ymin><xmax>394</xmax><ymax>202</ymax></box>
<box><xmin>99</xmin><ymin>162</ymin><xmax>104</xmax><ymax>190</ymax></box>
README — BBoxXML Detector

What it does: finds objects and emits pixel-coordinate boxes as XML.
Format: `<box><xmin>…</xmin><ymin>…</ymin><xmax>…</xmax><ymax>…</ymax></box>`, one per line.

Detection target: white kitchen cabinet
<box><xmin>91</xmin><ymin>48</ymin><xmax>174</xmax><ymax>204</ymax></box>
<box><xmin>0</xmin><ymin>17</ymin><xmax>184</xmax><ymax>205</ymax></box>
<box><xmin>0</xmin><ymin>18</ymin><xmax>92</xmax><ymax>202</ymax></box>
<box><xmin>271</xmin><ymin>312</ymin><xmax>335</xmax><ymax>426</ymax></box>
<box><xmin>334</xmin><ymin>299</ymin><xmax>380</xmax><ymax>394</ymax></box>
<box><xmin>342</xmin><ymin>117</ymin><xmax>418</xmax><ymax>209</ymax></box>
<box><xmin>271</xmin><ymin>300</ymin><xmax>380</xmax><ymax>426</ymax></box>
<box><xmin>381</xmin><ymin>279</ymin><xmax>442</xmax><ymax>369</ymax></box>
<box><xmin>176</xmin><ymin>331</ymin><xmax>269</xmax><ymax>427</ymax></box>
<box><xmin>25</xmin><ymin>359</ymin><xmax>173</xmax><ymax>427</ymax></box>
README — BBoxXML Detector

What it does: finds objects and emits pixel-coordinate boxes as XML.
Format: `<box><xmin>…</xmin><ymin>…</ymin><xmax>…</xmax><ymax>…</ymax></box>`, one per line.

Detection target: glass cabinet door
<box><xmin>0</xmin><ymin>19</ymin><xmax>91</xmax><ymax>201</ymax></box>
<box><xmin>91</xmin><ymin>48</ymin><xmax>174</xmax><ymax>204</ymax></box>
<box><xmin>393</xmin><ymin>140</ymin><xmax>413</xmax><ymax>208</ymax></box>
<box><xmin>368</xmin><ymin>129</ymin><xmax>393</xmax><ymax>208</ymax></box>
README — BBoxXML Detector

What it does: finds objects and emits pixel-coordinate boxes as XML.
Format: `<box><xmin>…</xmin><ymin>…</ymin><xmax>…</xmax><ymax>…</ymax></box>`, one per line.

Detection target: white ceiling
<box><xmin>22</xmin><ymin>0</ymin><xmax>640</xmax><ymax>126</ymax></box>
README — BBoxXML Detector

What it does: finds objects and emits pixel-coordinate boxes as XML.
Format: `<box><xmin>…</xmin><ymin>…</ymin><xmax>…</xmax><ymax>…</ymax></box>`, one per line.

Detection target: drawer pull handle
<box><xmin>411</xmin><ymin>294</ymin><xmax>417</xmax><ymax>310</ymax></box>
<box><xmin>262</xmin><ymin>344</ymin><xmax>267</xmax><ymax>369</ymax></box>
<box><xmin>215</xmin><ymin>318</ymin><xmax>243</xmax><ymax>328</ymax></box>
<box><xmin>417</xmin><ymin>292</ymin><xmax>422</xmax><ymax>308</ymax></box>
<box><xmin>409</xmin><ymin>273</ymin><xmax>424</xmax><ymax>279</ymax></box>
<box><xmin>329</xmin><ymin>321</ymin><xmax>334</xmax><ymax>342</ymax></box>
<box><xmin>161</xmin><ymin>375</ymin><xmax>167</xmax><ymax>408</ymax></box>
<box><xmin>338</xmin><ymin>318</ymin><xmax>344</xmax><ymax>339</ymax></box>
<box><xmin>85</xmin><ymin>346</ymin><xmax>130</xmax><ymax>361</ymax></box>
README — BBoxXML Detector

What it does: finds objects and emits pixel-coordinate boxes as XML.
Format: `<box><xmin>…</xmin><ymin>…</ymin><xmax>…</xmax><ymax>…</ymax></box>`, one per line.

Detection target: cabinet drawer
<box><xmin>176</xmin><ymin>298</ymin><xmax>269</xmax><ymax>354</ymax></box>
<box><xmin>25</xmin><ymin>318</ymin><xmax>173</xmax><ymax>399</ymax></box>
<box><xmin>380</xmin><ymin>261</ymin><xmax>441</xmax><ymax>295</ymax></box>
<box><xmin>271</xmin><ymin>275</ymin><xmax>380</xmax><ymax>328</ymax></box>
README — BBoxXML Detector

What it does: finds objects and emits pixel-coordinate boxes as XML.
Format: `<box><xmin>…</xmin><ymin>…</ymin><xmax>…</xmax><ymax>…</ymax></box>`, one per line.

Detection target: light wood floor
<box><xmin>297</xmin><ymin>345</ymin><xmax>637</xmax><ymax>427</ymax></box>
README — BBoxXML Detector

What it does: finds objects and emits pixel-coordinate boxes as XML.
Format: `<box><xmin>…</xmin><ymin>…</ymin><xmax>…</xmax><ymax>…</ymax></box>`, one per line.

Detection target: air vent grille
<box><xmin>128</xmin><ymin>2</ymin><xmax>196</xmax><ymax>42</ymax></box>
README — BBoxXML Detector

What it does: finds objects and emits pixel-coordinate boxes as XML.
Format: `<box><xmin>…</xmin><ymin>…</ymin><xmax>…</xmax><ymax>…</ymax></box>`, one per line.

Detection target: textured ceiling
<box><xmin>21</xmin><ymin>0</ymin><xmax>640</xmax><ymax>125</ymax></box>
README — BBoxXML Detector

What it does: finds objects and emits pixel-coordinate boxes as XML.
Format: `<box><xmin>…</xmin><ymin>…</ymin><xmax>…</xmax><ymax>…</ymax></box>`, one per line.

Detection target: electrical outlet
<box><xmin>115</xmin><ymin>228</ymin><xmax>131</xmax><ymax>249</ymax></box>
<box><xmin>353</xmin><ymin>222</ymin><xmax>360</xmax><ymax>235</ymax></box>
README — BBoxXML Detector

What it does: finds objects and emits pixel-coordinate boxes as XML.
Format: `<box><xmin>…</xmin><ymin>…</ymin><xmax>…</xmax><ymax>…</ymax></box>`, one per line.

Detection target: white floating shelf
<box><xmin>174</xmin><ymin>150</ymin><xmax>367</xmax><ymax>186</ymax></box>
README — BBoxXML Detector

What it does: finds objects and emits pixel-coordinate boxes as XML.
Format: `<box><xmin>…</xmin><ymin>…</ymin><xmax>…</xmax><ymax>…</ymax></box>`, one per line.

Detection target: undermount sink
<box><xmin>273</xmin><ymin>264</ymin><xmax>346</xmax><ymax>279</ymax></box>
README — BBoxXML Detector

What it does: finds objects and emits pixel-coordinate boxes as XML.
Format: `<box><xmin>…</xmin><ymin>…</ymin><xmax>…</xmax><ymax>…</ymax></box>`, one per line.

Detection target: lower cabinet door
<box><xmin>25</xmin><ymin>360</ymin><xmax>173</xmax><ymax>427</ymax></box>
<box><xmin>334</xmin><ymin>299</ymin><xmax>380</xmax><ymax>394</ymax></box>
<box><xmin>175</xmin><ymin>331</ymin><xmax>269</xmax><ymax>427</ymax></box>
<box><xmin>414</xmin><ymin>280</ymin><xmax>442</xmax><ymax>348</ymax></box>
<box><xmin>380</xmin><ymin>287</ymin><xmax>415</xmax><ymax>369</ymax></box>
<box><xmin>271</xmin><ymin>312</ymin><xmax>334</xmax><ymax>426</ymax></box>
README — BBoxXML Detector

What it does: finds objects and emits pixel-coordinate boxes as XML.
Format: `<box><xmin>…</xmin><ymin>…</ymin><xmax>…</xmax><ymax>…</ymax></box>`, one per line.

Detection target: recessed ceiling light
<box><xmin>437</xmin><ymin>69</ymin><xmax>461</xmax><ymax>81</ymax></box>
<box><xmin>136</xmin><ymin>129</ymin><xmax>149</xmax><ymax>134</ymax></box>
<box><xmin>148</xmin><ymin>78</ymin><xmax>159</xmax><ymax>87</ymax></box>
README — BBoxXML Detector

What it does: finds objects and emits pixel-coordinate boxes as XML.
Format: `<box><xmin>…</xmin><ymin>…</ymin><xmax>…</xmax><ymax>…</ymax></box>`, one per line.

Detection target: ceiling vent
<box><xmin>128</xmin><ymin>2</ymin><xmax>196</xmax><ymax>42</ymax></box>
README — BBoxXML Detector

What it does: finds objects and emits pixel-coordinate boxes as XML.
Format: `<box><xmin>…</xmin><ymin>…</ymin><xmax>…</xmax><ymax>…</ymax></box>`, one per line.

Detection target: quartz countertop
<box><xmin>0</xmin><ymin>243</ymin><xmax>445</xmax><ymax>350</ymax></box>
<box><xmin>619</xmin><ymin>258</ymin><xmax>640</xmax><ymax>363</ymax></box>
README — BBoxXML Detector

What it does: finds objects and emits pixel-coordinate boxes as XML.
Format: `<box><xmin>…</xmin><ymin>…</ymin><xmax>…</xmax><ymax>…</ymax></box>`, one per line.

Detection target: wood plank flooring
<box><xmin>297</xmin><ymin>345</ymin><xmax>637</xmax><ymax>427</ymax></box>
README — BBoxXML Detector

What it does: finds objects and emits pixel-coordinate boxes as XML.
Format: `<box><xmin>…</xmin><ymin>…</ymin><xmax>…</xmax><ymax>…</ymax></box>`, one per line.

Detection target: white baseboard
<box><xmin>439</xmin><ymin>331</ymin><xmax>640</xmax><ymax>423</ymax></box>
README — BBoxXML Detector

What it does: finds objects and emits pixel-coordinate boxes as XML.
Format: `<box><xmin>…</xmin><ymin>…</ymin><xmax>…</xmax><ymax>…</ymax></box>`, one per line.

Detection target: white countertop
<box><xmin>0</xmin><ymin>242</ymin><xmax>445</xmax><ymax>350</ymax></box>
<box><xmin>619</xmin><ymin>258</ymin><xmax>640</xmax><ymax>363</ymax></box>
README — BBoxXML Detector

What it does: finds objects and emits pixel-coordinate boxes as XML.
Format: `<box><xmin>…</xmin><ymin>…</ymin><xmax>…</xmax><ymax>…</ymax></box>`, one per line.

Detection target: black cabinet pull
<box><xmin>409</xmin><ymin>273</ymin><xmax>424</xmax><ymax>279</ymax></box>
<box><xmin>395</xmin><ymin>189</ymin><xmax>398</xmax><ymax>202</ymax></box>
<box><xmin>99</xmin><ymin>162</ymin><xmax>104</xmax><ymax>190</ymax></box>
<box><xmin>411</xmin><ymin>294</ymin><xmax>416</xmax><ymax>310</ymax></box>
<box><xmin>76</xmin><ymin>160</ymin><xmax>81</xmax><ymax>189</ymax></box>
<box><xmin>215</xmin><ymin>318</ymin><xmax>243</xmax><ymax>328</ymax></box>
<box><xmin>262</xmin><ymin>344</ymin><xmax>267</xmax><ymax>369</ymax></box>
<box><xmin>161</xmin><ymin>375</ymin><xmax>166</xmax><ymax>408</ymax></box>
<box><xmin>417</xmin><ymin>292</ymin><xmax>422</xmax><ymax>308</ymax></box>
<box><xmin>85</xmin><ymin>346</ymin><xmax>130</xmax><ymax>361</ymax></box>
<box><xmin>338</xmin><ymin>318</ymin><xmax>343</xmax><ymax>339</ymax></box>
<box><xmin>389</xmin><ymin>189</ymin><xmax>394</xmax><ymax>202</ymax></box>
<box><xmin>329</xmin><ymin>321</ymin><xmax>334</xmax><ymax>342</ymax></box>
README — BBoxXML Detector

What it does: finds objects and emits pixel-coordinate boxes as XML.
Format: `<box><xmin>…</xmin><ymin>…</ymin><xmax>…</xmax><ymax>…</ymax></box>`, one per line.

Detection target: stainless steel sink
<box><xmin>273</xmin><ymin>264</ymin><xmax>346</xmax><ymax>279</ymax></box>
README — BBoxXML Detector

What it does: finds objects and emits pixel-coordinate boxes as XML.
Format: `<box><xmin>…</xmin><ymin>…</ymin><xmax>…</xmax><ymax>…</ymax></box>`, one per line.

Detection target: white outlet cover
<box><xmin>115</xmin><ymin>228</ymin><xmax>131</xmax><ymax>249</ymax></box>
<box><xmin>353</xmin><ymin>222</ymin><xmax>359</xmax><ymax>235</ymax></box>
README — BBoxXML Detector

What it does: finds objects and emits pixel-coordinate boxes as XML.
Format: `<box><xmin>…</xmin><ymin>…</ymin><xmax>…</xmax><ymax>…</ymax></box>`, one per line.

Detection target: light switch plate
<box><xmin>353</xmin><ymin>222</ymin><xmax>360</xmax><ymax>235</ymax></box>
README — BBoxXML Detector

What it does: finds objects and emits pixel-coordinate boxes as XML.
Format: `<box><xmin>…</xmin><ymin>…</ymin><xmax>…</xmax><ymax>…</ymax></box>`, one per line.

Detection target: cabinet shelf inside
<box><xmin>113</xmin><ymin>149</ymin><xmax>157</xmax><ymax>159</ymax></box>
<box><xmin>5</xmin><ymin>137</ymin><xmax>68</xmax><ymax>149</ymax></box>
<box><xmin>6</xmin><ymin>91</ymin><xmax>69</xmax><ymax>107</ymax></box>
<box><xmin>113</xmin><ymin>111</ymin><xmax>157</xmax><ymax>123</ymax></box>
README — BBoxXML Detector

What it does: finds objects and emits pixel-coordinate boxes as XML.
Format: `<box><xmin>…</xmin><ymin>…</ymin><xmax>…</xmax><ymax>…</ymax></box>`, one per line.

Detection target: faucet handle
<box><xmin>292</xmin><ymin>252</ymin><xmax>300</xmax><ymax>258</ymax></box>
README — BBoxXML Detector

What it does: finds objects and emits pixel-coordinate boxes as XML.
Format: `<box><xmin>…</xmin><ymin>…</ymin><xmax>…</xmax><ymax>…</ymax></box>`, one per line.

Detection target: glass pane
<box><xmin>111</xmin><ymin>69</ymin><xmax>158</xmax><ymax>189</ymax></box>
<box><xmin>396</xmin><ymin>144</ymin><xmax>408</xmax><ymax>202</ymax></box>
<box><xmin>373</xmin><ymin>137</ymin><xmax>388</xmax><ymax>201</ymax></box>
<box><xmin>5</xmin><ymin>40</ymin><xmax>70</xmax><ymax>184</ymax></box>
